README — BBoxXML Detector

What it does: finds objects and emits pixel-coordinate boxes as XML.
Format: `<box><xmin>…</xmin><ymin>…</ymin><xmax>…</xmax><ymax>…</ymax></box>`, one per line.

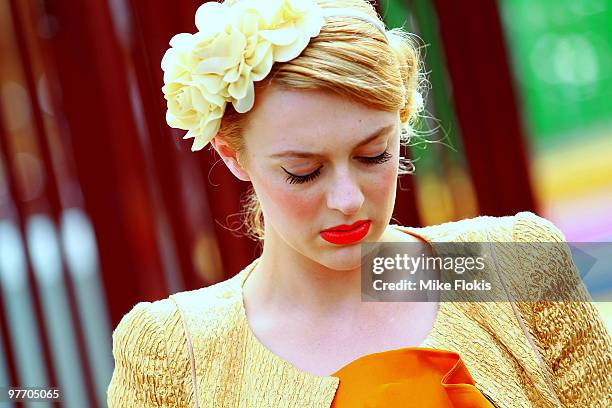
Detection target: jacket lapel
<box><xmin>399</xmin><ymin>222</ymin><xmax>561</xmax><ymax>408</ymax></box>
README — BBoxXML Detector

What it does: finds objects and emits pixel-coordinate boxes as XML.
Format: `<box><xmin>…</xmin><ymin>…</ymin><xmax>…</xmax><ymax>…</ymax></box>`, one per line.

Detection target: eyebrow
<box><xmin>269</xmin><ymin>124</ymin><xmax>395</xmax><ymax>159</ymax></box>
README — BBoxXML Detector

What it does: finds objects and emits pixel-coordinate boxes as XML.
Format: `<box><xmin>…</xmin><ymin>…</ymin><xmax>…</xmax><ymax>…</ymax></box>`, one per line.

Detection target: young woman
<box><xmin>107</xmin><ymin>0</ymin><xmax>611</xmax><ymax>406</ymax></box>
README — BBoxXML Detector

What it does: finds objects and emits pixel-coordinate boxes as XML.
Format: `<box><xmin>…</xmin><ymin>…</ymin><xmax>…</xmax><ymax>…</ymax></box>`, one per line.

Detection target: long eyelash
<box><xmin>360</xmin><ymin>150</ymin><xmax>392</xmax><ymax>165</ymax></box>
<box><xmin>281</xmin><ymin>150</ymin><xmax>391</xmax><ymax>185</ymax></box>
<box><xmin>283</xmin><ymin>167</ymin><xmax>321</xmax><ymax>184</ymax></box>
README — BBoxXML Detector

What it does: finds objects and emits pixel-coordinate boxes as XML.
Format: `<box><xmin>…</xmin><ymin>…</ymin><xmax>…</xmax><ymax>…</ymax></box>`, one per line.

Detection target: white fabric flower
<box><xmin>161</xmin><ymin>0</ymin><xmax>324</xmax><ymax>151</ymax></box>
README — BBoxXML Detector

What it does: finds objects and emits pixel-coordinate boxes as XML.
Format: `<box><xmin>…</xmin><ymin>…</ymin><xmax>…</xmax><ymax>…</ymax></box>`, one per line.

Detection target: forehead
<box><xmin>243</xmin><ymin>85</ymin><xmax>397</xmax><ymax>153</ymax></box>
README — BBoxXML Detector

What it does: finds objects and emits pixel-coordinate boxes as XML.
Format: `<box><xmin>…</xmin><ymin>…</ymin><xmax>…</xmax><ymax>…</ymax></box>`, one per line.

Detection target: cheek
<box><xmin>367</xmin><ymin>162</ymin><xmax>398</xmax><ymax>201</ymax></box>
<box><xmin>255</xmin><ymin>174</ymin><xmax>319</xmax><ymax>227</ymax></box>
<box><xmin>366</xmin><ymin>136</ymin><xmax>400</xmax><ymax>199</ymax></box>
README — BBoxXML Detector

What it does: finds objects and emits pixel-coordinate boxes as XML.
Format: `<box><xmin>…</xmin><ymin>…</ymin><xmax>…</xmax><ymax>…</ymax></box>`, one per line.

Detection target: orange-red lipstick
<box><xmin>320</xmin><ymin>220</ymin><xmax>371</xmax><ymax>245</ymax></box>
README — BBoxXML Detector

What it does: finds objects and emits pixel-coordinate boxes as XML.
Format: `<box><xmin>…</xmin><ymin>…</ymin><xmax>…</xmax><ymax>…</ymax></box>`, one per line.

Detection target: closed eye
<box><xmin>282</xmin><ymin>167</ymin><xmax>321</xmax><ymax>184</ymax></box>
<box><xmin>282</xmin><ymin>150</ymin><xmax>392</xmax><ymax>185</ymax></box>
<box><xmin>358</xmin><ymin>150</ymin><xmax>392</xmax><ymax>165</ymax></box>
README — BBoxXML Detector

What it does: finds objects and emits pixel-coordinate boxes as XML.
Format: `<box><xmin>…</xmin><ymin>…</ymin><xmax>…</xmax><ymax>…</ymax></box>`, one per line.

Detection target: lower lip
<box><xmin>320</xmin><ymin>221</ymin><xmax>371</xmax><ymax>245</ymax></box>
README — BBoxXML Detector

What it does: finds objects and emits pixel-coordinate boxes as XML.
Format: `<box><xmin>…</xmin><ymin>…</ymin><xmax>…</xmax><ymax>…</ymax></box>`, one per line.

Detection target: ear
<box><xmin>210</xmin><ymin>135</ymin><xmax>251</xmax><ymax>182</ymax></box>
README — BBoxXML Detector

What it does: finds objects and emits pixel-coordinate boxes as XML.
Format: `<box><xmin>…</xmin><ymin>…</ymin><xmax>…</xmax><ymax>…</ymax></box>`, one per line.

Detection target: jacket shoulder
<box><xmin>169</xmin><ymin>269</ymin><xmax>247</xmax><ymax>344</ymax></box>
<box><xmin>111</xmin><ymin>298</ymin><xmax>186</xmax><ymax>362</ymax></box>
<box><xmin>399</xmin><ymin>211</ymin><xmax>566</xmax><ymax>242</ymax></box>
<box><xmin>392</xmin><ymin>212</ymin><xmax>517</xmax><ymax>242</ymax></box>
<box><xmin>509</xmin><ymin>212</ymin><xmax>612</xmax><ymax>406</ymax></box>
<box><xmin>511</xmin><ymin>210</ymin><xmax>567</xmax><ymax>242</ymax></box>
<box><xmin>108</xmin><ymin>298</ymin><xmax>192</xmax><ymax>407</ymax></box>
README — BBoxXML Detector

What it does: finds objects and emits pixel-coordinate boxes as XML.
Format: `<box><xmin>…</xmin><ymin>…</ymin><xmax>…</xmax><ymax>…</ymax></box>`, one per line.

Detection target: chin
<box><xmin>318</xmin><ymin>245</ymin><xmax>363</xmax><ymax>271</ymax></box>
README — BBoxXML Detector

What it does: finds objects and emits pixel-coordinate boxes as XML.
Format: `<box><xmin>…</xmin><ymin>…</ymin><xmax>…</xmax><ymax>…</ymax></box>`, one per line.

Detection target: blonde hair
<box><xmin>216</xmin><ymin>0</ymin><xmax>425</xmax><ymax>242</ymax></box>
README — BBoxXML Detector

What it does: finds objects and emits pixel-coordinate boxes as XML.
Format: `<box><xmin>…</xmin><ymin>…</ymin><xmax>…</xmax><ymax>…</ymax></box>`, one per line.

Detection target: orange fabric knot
<box><xmin>331</xmin><ymin>347</ymin><xmax>495</xmax><ymax>408</ymax></box>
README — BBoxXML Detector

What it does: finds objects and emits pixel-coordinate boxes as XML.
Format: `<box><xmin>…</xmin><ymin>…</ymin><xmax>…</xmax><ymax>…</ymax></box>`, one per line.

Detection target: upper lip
<box><xmin>322</xmin><ymin>220</ymin><xmax>369</xmax><ymax>232</ymax></box>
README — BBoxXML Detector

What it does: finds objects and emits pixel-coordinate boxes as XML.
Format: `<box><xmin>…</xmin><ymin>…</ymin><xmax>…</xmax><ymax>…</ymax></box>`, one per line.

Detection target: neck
<box><xmin>242</xmin><ymin>224</ymin><xmax>427</xmax><ymax>319</ymax></box>
<box><xmin>245</xmin><ymin>241</ymin><xmax>364</xmax><ymax>319</ymax></box>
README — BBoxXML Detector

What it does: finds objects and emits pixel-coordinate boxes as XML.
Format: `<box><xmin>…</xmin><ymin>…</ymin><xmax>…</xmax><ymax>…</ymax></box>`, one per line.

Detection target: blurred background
<box><xmin>0</xmin><ymin>0</ymin><xmax>610</xmax><ymax>406</ymax></box>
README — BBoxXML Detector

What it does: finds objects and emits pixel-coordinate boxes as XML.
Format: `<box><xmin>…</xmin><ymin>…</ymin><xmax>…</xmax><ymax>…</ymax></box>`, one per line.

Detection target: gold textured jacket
<box><xmin>107</xmin><ymin>211</ymin><xmax>612</xmax><ymax>407</ymax></box>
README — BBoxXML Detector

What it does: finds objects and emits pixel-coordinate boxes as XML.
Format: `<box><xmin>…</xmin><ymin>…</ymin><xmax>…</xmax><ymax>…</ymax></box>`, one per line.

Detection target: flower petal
<box><xmin>196</xmin><ymin>57</ymin><xmax>235</xmax><ymax>75</ymax></box>
<box><xmin>273</xmin><ymin>33</ymin><xmax>311</xmax><ymax>62</ymax></box>
<box><xmin>259</xmin><ymin>25</ymin><xmax>299</xmax><ymax>46</ymax></box>
<box><xmin>223</xmin><ymin>65</ymin><xmax>240</xmax><ymax>83</ymax></box>
<box><xmin>191</xmin><ymin>118</ymin><xmax>222</xmax><ymax>151</ymax></box>
<box><xmin>191</xmin><ymin>134</ymin><xmax>208</xmax><ymax>151</ymax></box>
<box><xmin>182</xmin><ymin>129</ymin><xmax>195</xmax><ymax>140</ymax></box>
<box><xmin>228</xmin><ymin>62</ymin><xmax>252</xmax><ymax>99</ymax></box>
<box><xmin>250</xmin><ymin>44</ymin><xmax>273</xmax><ymax>81</ymax></box>
<box><xmin>197</xmin><ymin>75</ymin><xmax>225</xmax><ymax>95</ymax></box>
<box><xmin>161</xmin><ymin>48</ymin><xmax>177</xmax><ymax>71</ymax></box>
<box><xmin>194</xmin><ymin>30</ymin><xmax>246</xmax><ymax>73</ymax></box>
<box><xmin>169</xmin><ymin>33</ymin><xmax>195</xmax><ymax>50</ymax></box>
<box><xmin>189</xmin><ymin>87</ymin><xmax>208</xmax><ymax>112</ymax></box>
<box><xmin>233</xmin><ymin>80</ymin><xmax>255</xmax><ymax>113</ymax></box>
<box><xmin>195</xmin><ymin>2</ymin><xmax>229</xmax><ymax>34</ymax></box>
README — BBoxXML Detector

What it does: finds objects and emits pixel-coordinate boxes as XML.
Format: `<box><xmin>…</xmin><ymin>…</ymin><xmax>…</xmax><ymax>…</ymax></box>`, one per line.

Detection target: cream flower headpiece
<box><xmin>161</xmin><ymin>0</ymin><xmax>387</xmax><ymax>151</ymax></box>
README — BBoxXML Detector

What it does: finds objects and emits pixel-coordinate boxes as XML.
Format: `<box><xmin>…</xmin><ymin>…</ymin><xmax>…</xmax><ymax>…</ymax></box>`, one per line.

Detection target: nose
<box><xmin>325</xmin><ymin>167</ymin><xmax>364</xmax><ymax>215</ymax></box>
